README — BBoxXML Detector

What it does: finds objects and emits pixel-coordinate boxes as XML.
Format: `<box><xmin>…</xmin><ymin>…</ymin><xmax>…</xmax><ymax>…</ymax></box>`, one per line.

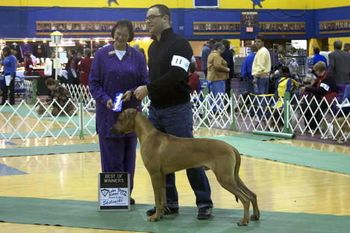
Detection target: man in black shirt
<box><xmin>134</xmin><ymin>4</ymin><xmax>213</xmax><ymax>220</ymax></box>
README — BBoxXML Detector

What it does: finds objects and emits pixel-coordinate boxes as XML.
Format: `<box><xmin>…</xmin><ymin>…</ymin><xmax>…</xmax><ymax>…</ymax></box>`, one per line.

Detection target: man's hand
<box><xmin>134</xmin><ymin>85</ymin><xmax>148</xmax><ymax>100</ymax></box>
<box><xmin>106</xmin><ymin>99</ymin><xmax>113</xmax><ymax>109</ymax></box>
<box><xmin>122</xmin><ymin>90</ymin><xmax>132</xmax><ymax>101</ymax></box>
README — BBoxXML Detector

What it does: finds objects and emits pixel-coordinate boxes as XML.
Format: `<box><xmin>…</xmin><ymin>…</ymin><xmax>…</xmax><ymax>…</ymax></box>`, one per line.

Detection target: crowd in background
<box><xmin>196</xmin><ymin>37</ymin><xmax>350</xmax><ymax>136</ymax></box>
<box><xmin>1</xmin><ymin>32</ymin><xmax>350</xmax><ymax>137</ymax></box>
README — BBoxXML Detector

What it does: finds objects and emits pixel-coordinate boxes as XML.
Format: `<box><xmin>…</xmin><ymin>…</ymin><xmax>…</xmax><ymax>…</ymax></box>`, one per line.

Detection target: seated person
<box><xmin>324</xmin><ymin>84</ymin><xmax>350</xmax><ymax>142</ymax></box>
<box><xmin>270</xmin><ymin>66</ymin><xmax>299</xmax><ymax>129</ymax></box>
<box><xmin>300</xmin><ymin>61</ymin><xmax>338</xmax><ymax>132</ymax></box>
<box><xmin>274</xmin><ymin>66</ymin><xmax>299</xmax><ymax>109</ymax></box>
<box><xmin>337</xmin><ymin>84</ymin><xmax>350</xmax><ymax>117</ymax></box>
<box><xmin>37</xmin><ymin>78</ymin><xmax>75</xmax><ymax>116</ymax></box>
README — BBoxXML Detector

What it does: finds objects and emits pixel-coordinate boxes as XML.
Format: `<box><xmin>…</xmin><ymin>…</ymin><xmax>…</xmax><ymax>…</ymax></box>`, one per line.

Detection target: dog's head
<box><xmin>111</xmin><ymin>108</ymin><xmax>138</xmax><ymax>134</ymax></box>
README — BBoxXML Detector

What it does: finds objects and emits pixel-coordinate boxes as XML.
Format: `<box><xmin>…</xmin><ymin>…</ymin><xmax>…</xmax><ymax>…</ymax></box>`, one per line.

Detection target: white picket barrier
<box><xmin>1</xmin><ymin>83</ymin><xmax>349</xmax><ymax>143</ymax></box>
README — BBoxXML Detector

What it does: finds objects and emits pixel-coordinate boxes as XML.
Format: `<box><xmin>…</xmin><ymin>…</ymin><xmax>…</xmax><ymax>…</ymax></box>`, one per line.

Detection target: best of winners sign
<box><xmin>98</xmin><ymin>172</ymin><xmax>130</xmax><ymax>210</ymax></box>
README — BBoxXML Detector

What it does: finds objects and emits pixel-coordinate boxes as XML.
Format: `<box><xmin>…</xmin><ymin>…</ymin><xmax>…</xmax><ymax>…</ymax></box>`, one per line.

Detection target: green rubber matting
<box><xmin>210</xmin><ymin>135</ymin><xmax>350</xmax><ymax>175</ymax></box>
<box><xmin>0</xmin><ymin>144</ymin><xmax>99</xmax><ymax>157</ymax></box>
<box><xmin>0</xmin><ymin>196</ymin><xmax>348</xmax><ymax>233</ymax></box>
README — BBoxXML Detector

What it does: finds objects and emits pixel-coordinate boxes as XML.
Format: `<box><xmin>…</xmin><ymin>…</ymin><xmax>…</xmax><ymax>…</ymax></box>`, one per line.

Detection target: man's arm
<box><xmin>147</xmin><ymin>38</ymin><xmax>192</xmax><ymax>95</ymax></box>
<box><xmin>328</xmin><ymin>52</ymin><xmax>335</xmax><ymax>74</ymax></box>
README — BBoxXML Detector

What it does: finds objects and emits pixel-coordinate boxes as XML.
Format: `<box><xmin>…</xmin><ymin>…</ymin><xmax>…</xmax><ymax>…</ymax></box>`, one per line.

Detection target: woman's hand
<box><xmin>106</xmin><ymin>99</ymin><xmax>113</xmax><ymax>109</ymax></box>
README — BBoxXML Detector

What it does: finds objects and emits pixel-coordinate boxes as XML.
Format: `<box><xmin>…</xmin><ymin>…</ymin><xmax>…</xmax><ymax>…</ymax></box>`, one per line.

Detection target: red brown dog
<box><xmin>112</xmin><ymin>108</ymin><xmax>260</xmax><ymax>226</ymax></box>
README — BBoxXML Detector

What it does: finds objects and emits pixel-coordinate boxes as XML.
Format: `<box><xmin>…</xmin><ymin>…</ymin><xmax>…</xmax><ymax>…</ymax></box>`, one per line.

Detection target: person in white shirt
<box><xmin>252</xmin><ymin>36</ymin><xmax>271</xmax><ymax>94</ymax></box>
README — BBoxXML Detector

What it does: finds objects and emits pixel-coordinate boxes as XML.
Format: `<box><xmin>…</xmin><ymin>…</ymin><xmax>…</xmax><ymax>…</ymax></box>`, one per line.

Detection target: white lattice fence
<box><xmin>0</xmin><ymin>98</ymin><xmax>95</xmax><ymax>140</ymax></box>
<box><xmin>63</xmin><ymin>84</ymin><xmax>95</xmax><ymax>110</ymax></box>
<box><xmin>1</xmin><ymin>83</ymin><xmax>349</xmax><ymax>143</ymax></box>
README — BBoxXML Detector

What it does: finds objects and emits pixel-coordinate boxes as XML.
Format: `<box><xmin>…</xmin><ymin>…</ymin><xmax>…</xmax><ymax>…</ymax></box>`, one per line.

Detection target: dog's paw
<box><xmin>250</xmin><ymin>214</ymin><xmax>260</xmax><ymax>221</ymax></box>
<box><xmin>148</xmin><ymin>214</ymin><xmax>160</xmax><ymax>222</ymax></box>
<box><xmin>237</xmin><ymin>219</ymin><xmax>249</xmax><ymax>226</ymax></box>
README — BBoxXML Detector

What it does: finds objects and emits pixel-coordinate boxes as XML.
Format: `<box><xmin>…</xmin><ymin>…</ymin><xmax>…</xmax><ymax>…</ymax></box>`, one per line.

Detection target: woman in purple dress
<box><xmin>89</xmin><ymin>20</ymin><xmax>148</xmax><ymax>204</ymax></box>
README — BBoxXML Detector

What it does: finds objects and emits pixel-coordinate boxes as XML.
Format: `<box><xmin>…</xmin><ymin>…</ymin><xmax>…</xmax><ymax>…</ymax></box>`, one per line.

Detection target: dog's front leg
<box><xmin>149</xmin><ymin>172</ymin><xmax>165</xmax><ymax>222</ymax></box>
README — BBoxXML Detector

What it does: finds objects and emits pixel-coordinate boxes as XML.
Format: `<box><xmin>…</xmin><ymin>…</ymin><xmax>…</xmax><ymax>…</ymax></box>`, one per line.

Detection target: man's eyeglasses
<box><xmin>145</xmin><ymin>14</ymin><xmax>163</xmax><ymax>22</ymax></box>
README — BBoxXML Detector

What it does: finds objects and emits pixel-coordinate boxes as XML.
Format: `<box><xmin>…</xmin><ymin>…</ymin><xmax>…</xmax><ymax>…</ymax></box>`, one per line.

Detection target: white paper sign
<box><xmin>5</xmin><ymin>75</ymin><xmax>12</xmax><ymax>86</ymax></box>
<box><xmin>99</xmin><ymin>188</ymin><xmax>129</xmax><ymax>206</ymax></box>
<box><xmin>98</xmin><ymin>172</ymin><xmax>130</xmax><ymax>211</ymax></box>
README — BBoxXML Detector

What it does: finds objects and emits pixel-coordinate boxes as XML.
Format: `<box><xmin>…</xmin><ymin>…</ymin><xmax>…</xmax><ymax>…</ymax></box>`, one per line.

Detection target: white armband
<box><xmin>320</xmin><ymin>83</ymin><xmax>330</xmax><ymax>91</ymax></box>
<box><xmin>171</xmin><ymin>55</ymin><xmax>190</xmax><ymax>72</ymax></box>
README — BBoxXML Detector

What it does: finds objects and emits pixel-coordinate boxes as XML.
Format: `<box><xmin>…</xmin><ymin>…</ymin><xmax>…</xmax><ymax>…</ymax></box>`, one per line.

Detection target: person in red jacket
<box><xmin>187</xmin><ymin>62</ymin><xmax>200</xmax><ymax>93</ymax></box>
<box><xmin>78</xmin><ymin>48</ymin><xmax>93</xmax><ymax>87</ymax></box>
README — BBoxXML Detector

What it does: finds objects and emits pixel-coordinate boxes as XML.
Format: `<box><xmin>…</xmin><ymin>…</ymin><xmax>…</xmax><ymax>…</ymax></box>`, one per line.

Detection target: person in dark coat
<box><xmin>134</xmin><ymin>4</ymin><xmax>213</xmax><ymax>220</ymax></box>
<box><xmin>328</xmin><ymin>40</ymin><xmax>350</xmax><ymax>96</ymax></box>
<box><xmin>220</xmin><ymin>39</ymin><xmax>235</xmax><ymax>96</ymax></box>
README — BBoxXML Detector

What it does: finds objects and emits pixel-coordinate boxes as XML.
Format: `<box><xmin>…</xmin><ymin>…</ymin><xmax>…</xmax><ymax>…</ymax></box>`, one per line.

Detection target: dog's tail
<box><xmin>232</xmin><ymin>147</ymin><xmax>241</xmax><ymax>203</ymax></box>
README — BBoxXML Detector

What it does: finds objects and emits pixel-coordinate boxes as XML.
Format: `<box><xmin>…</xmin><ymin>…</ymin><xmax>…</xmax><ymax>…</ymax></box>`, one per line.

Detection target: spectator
<box><xmin>188</xmin><ymin>62</ymin><xmax>200</xmax><ymax>93</ymax></box>
<box><xmin>221</xmin><ymin>39</ymin><xmax>234</xmax><ymax>96</ymax></box>
<box><xmin>66</xmin><ymin>49</ymin><xmax>80</xmax><ymax>85</ymax></box>
<box><xmin>313</xmin><ymin>47</ymin><xmax>328</xmax><ymax>67</ymax></box>
<box><xmin>133</xmin><ymin>44</ymin><xmax>146</xmax><ymax>60</ymax></box>
<box><xmin>252</xmin><ymin>36</ymin><xmax>271</xmax><ymax>95</ymax></box>
<box><xmin>241</xmin><ymin>44</ymin><xmax>258</xmax><ymax>94</ymax></box>
<box><xmin>23</xmin><ymin>53</ymin><xmax>34</xmax><ymax>76</ymax></box>
<box><xmin>301</xmin><ymin>61</ymin><xmax>338</xmax><ymax>132</ymax></box>
<box><xmin>37</xmin><ymin>78</ymin><xmax>76</xmax><ymax>116</ymax></box>
<box><xmin>207</xmin><ymin>42</ymin><xmax>230</xmax><ymax>113</ymax></box>
<box><xmin>78</xmin><ymin>48</ymin><xmax>93</xmax><ymax>87</ymax></box>
<box><xmin>201</xmin><ymin>39</ymin><xmax>215</xmax><ymax>78</ymax></box>
<box><xmin>335</xmin><ymin>84</ymin><xmax>350</xmax><ymax>119</ymax></box>
<box><xmin>274</xmin><ymin>66</ymin><xmax>299</xmax><ymax>109</ymax></box>
<box><xmin>1</xmin><ymin>46</ymin><xmax>17</xmax><ymax>105</ymax></box>
<box><xmin>328</xmin><ymin>40</ymin><xmax>350</xmax><ymax>96</ymax></box>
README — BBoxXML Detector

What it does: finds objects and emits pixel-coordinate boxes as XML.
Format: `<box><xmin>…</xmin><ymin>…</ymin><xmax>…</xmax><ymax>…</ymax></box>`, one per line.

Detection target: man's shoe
<box><xmin>130</xmin><ymin>197</ymin><xmax>135</xmax><ymax>205</ymax></box>
<box><xmin>197</xmin><ymin>207</ymin><xmax>212</xmax><ymax>220</ymax></box>
<box><xmin>146</xmin><ymin>206</ymin><xmax>179</xmax><ymax>216</ymax></box>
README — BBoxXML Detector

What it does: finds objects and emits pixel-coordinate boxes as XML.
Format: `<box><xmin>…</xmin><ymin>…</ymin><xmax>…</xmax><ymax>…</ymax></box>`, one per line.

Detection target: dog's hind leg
<box><xmin>149</xmin><ymin>172</ymin><xmax>165</xmax><ymax>222</ymax></box>
<box><xmin>215</xmin><ymin>174</ymin><xmax>251</xmax><ymax>226</ymax></box>
<box><xmin>237</xmin><ymin>177</ymin><xmax>260</xmax><ymax>221</ymax></box>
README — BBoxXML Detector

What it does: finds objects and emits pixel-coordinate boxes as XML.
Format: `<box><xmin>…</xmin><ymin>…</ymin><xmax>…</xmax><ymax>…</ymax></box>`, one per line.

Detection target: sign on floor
<box><xmin>98</xmin><ymin>172</ymin><xmax>130</xmax><ymax>210</ymax></box>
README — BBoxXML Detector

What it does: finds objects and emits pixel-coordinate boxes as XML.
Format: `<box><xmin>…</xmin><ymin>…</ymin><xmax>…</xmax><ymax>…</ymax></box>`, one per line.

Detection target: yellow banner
<box><xmin>0</xmin><ymin>0</ymin><xmax>191</xmax><ymax>8</ymax></box>
<box><xmin>312</xmin><ymin>0</ymin><xmax>350</xmax><ymax>9</ymax></box>
<box><xmin>0</xmin><ymin>0</ymin><xmax>349</xmax><ymax>9</ymax></box>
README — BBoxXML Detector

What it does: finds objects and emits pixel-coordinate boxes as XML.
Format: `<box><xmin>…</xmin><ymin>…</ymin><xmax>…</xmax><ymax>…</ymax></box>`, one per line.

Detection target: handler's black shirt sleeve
<box><xmin>147</xmin><ymin>28</ymin><xmax>192</xmax><ymax>108</ymax></box>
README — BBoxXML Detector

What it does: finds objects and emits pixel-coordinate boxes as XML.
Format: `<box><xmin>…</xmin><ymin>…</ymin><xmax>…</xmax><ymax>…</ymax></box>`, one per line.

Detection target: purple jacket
<box><xmin>89</xmin><ymin>44</ymin><xmax>148</xmax><ymax>137</ymax></box>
